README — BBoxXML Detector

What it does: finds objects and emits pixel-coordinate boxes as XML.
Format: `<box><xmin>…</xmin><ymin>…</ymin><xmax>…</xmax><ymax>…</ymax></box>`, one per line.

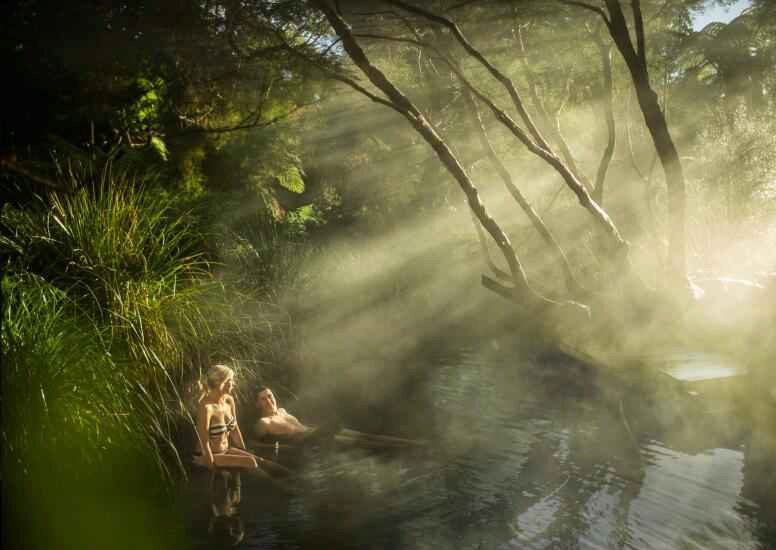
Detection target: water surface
<box><xmin>186</xmin><ymin>346</ymin><xmax>774</xmax><ymax>549</ymax></box>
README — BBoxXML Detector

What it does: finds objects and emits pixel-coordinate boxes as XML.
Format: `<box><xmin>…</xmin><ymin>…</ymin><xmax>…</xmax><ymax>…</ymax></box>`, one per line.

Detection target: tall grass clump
<box><xmin>1</xmin><ymin>162</ymin><xmax>316</xmax><ymax>477</ymax></box>
<box><xmin>0</xmin><ymin>164</ymin><xmax>221</xmax><ymax>479</ymax></box>
<box><xmin>1</xmin><ymin>274</ymin><xmax>144</xmax><ymax>473</ymax></box>
<box><xmin>1</xmin><ymin>274</ymin><xmax>193</xmax><ymax>550</ymax></box>
<box><xmin>1</xmin><ymin>163</ymin><xmax>316</xmax><ymax>548</ymax></box>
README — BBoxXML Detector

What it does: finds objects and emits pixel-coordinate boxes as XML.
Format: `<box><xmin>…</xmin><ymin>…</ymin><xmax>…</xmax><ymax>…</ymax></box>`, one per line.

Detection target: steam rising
<box><xmin>223</xmin><ymin>3</ymin><xmax>775</xmax><ymax>544</ymax></box>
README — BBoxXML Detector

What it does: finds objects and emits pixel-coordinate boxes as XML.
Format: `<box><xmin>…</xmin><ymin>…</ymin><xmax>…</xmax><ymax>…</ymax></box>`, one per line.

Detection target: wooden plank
<box><xmin>647</xmin><ymin>352</ymin><xmax>746</xmax><ymax>383</ymax></box>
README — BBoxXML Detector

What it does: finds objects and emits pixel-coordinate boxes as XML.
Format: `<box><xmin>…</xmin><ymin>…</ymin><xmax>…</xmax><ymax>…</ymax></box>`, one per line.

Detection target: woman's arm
<box><xmin>198</xmin><ymin>403</ymin><xmax>215</xmax><ymax>468</ymax></box>
<box><xmin>228</xmin><ymin>396</ymin><xmax>248</xmax><ymax>450</ymax></box>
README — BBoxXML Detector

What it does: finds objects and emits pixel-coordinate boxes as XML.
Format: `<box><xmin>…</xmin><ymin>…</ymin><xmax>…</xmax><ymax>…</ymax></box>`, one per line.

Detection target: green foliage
<box><xmin>0</xmin><ymin>165</ymin><xmax>221</xmax><ymax>479</ymax></box>
<box><xmin>277</xmin><ymin>165</ymin><xmax>306</xmax><ymax>194</ymax></box>
<box><xmin>1</xmin><ymin>274</ymin><xmax>143</xmax><ymax>473</ymax></box>
<box><xmin>1</xmin><ymin>275</ymin><xmax>189</xmax><ymax>550</ymax></box>
<box><xmin>0</xmin><ymin>165</ymin><xmax>313</xmax><ymax>550</ymax></box>
<box><xmin>185</xmin><ymin>189</ymin><xmax>315</xmax><ymax>299</ymax></box>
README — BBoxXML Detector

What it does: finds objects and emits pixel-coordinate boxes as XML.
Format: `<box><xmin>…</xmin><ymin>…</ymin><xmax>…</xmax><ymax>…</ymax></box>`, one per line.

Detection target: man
<box><xmin>253</xmin><ymin>386</ymin><xmax>427</xmax><ymax>449</ymax></box>
<box><xmin>254</xmin><ymin>387</ymin><xmax>313</xmax><ymax>439</ymax></box>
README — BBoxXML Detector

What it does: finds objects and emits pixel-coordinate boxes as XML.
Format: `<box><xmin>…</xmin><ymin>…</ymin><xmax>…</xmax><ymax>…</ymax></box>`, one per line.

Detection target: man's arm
<box><xmin>282</xmin><ymin>410</ymin><xmax>311</xmax><ymax>431</ymax></box>
<box><xmin>254</xmin><ymin>417</ymin><xmax>269</xmax><ymax>438</ymax></box>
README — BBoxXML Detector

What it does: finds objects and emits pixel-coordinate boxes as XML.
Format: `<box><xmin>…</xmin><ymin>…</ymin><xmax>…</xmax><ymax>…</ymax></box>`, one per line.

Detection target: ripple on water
<box><xmin>186</xmin><ymin>348</ymin><xmax>771</xmax><ymax>549</ymax></box>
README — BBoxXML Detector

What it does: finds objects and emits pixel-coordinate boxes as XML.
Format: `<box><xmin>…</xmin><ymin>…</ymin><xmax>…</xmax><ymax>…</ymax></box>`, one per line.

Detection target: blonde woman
<box><xmin>194</xmin><ymin>365</ymin><xmax>258</xmax><ymax>470</ymax></box>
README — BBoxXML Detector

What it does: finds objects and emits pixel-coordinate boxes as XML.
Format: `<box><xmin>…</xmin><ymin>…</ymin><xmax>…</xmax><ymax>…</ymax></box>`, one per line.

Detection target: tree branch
<box><xmin>464</xmin><ymin>88</ymin><xmax>586</xmax><ymax>297</ymax></box>
<box><xmin>558</xmin><ymin>1</ymin><xmax>612</xmax><ymax>28</ymax></box>
<box><xmin>173</xmin><ymin>99</ymin><xmax>321</xmax><ymax>136</ymax></box>
<box><xmin>516</xmin><ymin>25</ymin><xmax>592</xmax><ymax>192</ymax></box>
<box><xmin>357</xmin><ymin>25</ymin><xmax>628</xmax><ymax>261</ymax></box>
<box><xmin>470</xmin><ymin>208</ymin><xmax>512</xmax><ymax>282</ymax></box>
<box><xmin>328</xmin><ymin>74</ymin><xmax>403</xmax><ymax>113</ymax></box>
<box><xmin>590</xmin><ymin>32</ymin><xmax>616</xmax><ymax>204</ymax></box>
<box><xmin>385</xmin><ymin>0</ymin><xmax>552</xmax><ymax>152</ymax></box>
<box><xmin>312</xmin><ymin>0</ymin><xmax>555</xmax><ymax>306</ymax></box>
<box><xmin>632</xmin><ymin>0</ymin><xmax>647</xmax><ymax>65</ymax></box>
<box><xmin>274</xmin><ymin>30</ymin><xmax>404</xmax><ymax>115</ymax></box>
<box><xmin>603</xmin><ymin>0</ymin><xmax>640</xmax><ymax>71</ymax></box>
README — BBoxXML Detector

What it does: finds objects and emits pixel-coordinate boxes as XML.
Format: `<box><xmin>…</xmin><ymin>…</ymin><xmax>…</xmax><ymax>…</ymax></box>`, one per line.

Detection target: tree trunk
<box><xmin>603</xmin><ymin>0</ymin><xmax>687</xmax><ymax>284</ymax></box>
<box><xmin>385</xmin><ymin>1</ymin><xmax>631</xmax><ymax>267</ymax></box>
<box><xmin>631</xmin><ymin>75</ymin><xmax>686</xmax><ymax>281</ymax></box>
<box><xmin>592</xmin><ymin>39</ymin><xmax>615</xmax><ymax>206</ymax></box>
<box><xmin>311</xmin><ymin>0</ymin><xmax>563</xmax><ymax>309</ymax></box>
<box><xmin>464</xmin><ymin>89</ymin><xmax>587</xmax><ymax>298</ymax></box>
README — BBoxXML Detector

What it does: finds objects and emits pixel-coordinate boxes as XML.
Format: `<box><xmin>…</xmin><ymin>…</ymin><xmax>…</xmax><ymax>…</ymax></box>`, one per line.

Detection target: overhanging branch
<box><xmin>559</xmin><ymin>0</ymin><xmax>612</xmax><ymax>29</ymax></box>
<box><xmin>632</xmin><ymin>0</ymin><xmax>647</xmax><ymax>65</ymax></box>
<box><xmin>386</xmin><ymin>0</ymin><xmax>552</xmax><ymax>151</ymax></box>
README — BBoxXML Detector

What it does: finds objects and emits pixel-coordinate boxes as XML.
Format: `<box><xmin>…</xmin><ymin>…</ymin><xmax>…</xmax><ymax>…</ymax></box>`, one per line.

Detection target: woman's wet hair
<box><xmin>197</xmin><ymin>364</ymin><xmax>235</xmax><ymax>403</ymax></box>
<box><xmin>206</xmin><ymin>364</ymin><xmax>234</xmax><ymax>390</ymax></box>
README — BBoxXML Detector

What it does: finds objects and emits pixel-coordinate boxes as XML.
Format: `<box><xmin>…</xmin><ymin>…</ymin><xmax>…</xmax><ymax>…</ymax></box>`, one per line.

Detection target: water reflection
<box><xmin>207</xmin><ymin>471</ymin><xmax>244</xmax><ymax>546</ymax></box>
<box><xmin>185</xmin><ymin>347</ymin><xmax>774</xmax><ymax>549</ymax></box>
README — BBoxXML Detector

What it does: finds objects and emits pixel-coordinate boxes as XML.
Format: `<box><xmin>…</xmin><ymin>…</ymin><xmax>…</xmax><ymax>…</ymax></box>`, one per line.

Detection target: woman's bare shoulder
<box><xmin>198</xmin><ymin>400</ymin><xmax>215</xmax><ymax>417</ymax></box>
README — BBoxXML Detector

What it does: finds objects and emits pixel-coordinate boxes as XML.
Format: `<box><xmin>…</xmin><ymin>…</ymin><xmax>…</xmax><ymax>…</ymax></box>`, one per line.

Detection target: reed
<box><xmin>1</xmin><ymin>162</ymin><xmax>312</xmax><ymax>486</ymax></box>
<box><xmin>1</xmin><ymin>164</ymin><xmax>221</xmax><ymax>480</ymax></box>
<box><xmin>1</xmin><ymin>273</ymin><xmax>154</xmax><ymax>475</ymax></box>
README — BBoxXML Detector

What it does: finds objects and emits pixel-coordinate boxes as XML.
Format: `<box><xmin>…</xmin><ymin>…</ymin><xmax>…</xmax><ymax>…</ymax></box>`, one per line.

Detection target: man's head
<box><xmin>256</xmin><ymin>387</ymin><xmax>278</xmax><ymax>417</ymax></box>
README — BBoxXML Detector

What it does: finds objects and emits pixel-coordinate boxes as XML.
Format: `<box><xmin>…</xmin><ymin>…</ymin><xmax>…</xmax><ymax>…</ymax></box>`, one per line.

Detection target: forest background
<box><xmin>2</xmin><ymin>1</ymin><xmax>775</xmax><ymax>548</ymax></box>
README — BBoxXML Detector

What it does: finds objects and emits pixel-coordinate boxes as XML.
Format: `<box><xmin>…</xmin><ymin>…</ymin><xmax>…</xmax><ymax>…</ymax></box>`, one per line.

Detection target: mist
<box><xmin>4</xmin><ymin>0</ymin><xmax>775</xmax><ymax>548</ymax></box>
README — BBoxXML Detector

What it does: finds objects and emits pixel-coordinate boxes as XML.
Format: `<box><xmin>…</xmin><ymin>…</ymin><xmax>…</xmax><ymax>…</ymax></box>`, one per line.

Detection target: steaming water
<box><xmin>186</xmin><ymin>347</ymin><xmax>774</xmax><ymax>549</ymax></box>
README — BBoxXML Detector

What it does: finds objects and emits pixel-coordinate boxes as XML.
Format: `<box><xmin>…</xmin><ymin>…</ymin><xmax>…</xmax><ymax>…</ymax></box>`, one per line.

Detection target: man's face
<box><xmin>257</xmin><ymin>388</ymin><xmax>277</xmax><ymax>415</ymax></box>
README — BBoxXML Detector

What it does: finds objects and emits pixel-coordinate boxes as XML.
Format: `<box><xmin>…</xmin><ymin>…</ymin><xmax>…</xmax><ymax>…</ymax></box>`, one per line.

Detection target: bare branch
<box><xmin>386</xmin><ymin>0</ymin><xmax>552</xmax><ymax>151</ymax></box>
<box><xmin>482</xmin><ymin>274</ymin><xmax>521</xmax><ymax>302</ymax></box>
<box><xmin>631</xmin><ymin>0</ymin><xmax>647</xmax><ymax>66</ymax></box>
<box><xmin>352</xmin><ymin>33</ymin><xmax>423</xmax><ymax>47</ymax></box>
<box><xmin>632</xmin><ymin>0</ymin><xmax>646</xmax><ymax>65</ymax></box>
<box><xmin>312</xmin><ymin>0</ymin><xmax>555</xmax><ymax>305</ymax></box>
<box><xmin>328</xmin><ymin>75</ymin><xmax>403</xmax><ymax>113</ymax></box>
<box><xmin>603</xmin><ymin>0</ymin><xmax>640</xmax><ymax>70</ymax></box>
<box><xmin>444</xmin><ymin>0</ymin><xmax>486</xmax><ymax>12</ymax></box>
<box><xmin>516</xmin><ymin>25</ymin><xmax>592</xmax><ymax>191</ymax></box>
<box><xmin>470</xmin><ymin>208</ymin><xmax>512</xmax><ymax>282</ymax></box>
<box><xmin>321</xmin><ymin>37</ymin><xmax>342</xmax><ymax>56</ymax></box>
<box><xmin>173</xmin><ymin>99</ymin><xmax>322</xmax><ymax>135</ymax></box>
<box><xmin>540</xmin><ymin>182</ymin><xmax>566</xmax><ymax>217</ymax></box>
<box><xmin>558</xmin><ymin>0</ymin><xmax>612</xmax><ymax>28</ymax></box>
<box><xmin>591</xmin><ymin>33</ymin><xmax>616</xmax><ymax>204</ymax></box>
<box><xmin>464</xmin><ymin>88</ymin><xmax>586</xmax><ymax>297</ymax></box>
<box><xmin>625</xmin><ymin>93</ymin><xmax>656</xmax><ymax>184</ymax></box>
<box><xmin>355</xmin><ymin>22</ymin><xmax>627</xmax><ymax>259</ymax></box>
<box><xmin>272</xmin><ymin>27</ymin><xmax>404</xmax><ymax>115</ymax></box>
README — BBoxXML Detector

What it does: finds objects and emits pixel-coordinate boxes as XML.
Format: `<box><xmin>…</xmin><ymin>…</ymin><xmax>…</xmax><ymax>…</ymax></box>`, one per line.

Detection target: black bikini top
<box><xmin>209</xmin><ymin>416</ymin><xmax>236</xmax><ymax>438</ymax></box>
